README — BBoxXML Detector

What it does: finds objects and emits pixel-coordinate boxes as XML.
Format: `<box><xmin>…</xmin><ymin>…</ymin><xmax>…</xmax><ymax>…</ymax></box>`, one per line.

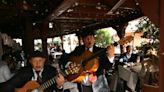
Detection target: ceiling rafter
<box><xmin>0</xmin><ymin>0</ymin><xmax>143</xmax><ymax>38</ymax></box>
<box><xmin>107</xmin><ymin>0</ymin><xmax>127</xmax><ymax>14</ymax></box>
<box><xmin>47</xmin><ymin>0</ymin><xmax>78</xmax><ymax>21</ymax></box>
<box><xmin>58</xmin><ymin>12</ymin><xmax>115</xmax><ymax>20</ymax></box>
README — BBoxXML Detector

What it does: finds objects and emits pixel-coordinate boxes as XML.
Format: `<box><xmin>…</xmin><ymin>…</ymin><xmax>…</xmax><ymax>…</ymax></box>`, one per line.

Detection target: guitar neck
<box><xmin>38</xmin><ymin>77</ymin><xmax>56</xmax><ymax>90</ymax></box>
<box><xmin>38</xmin><ymin>69</ymin><xmax>67</xmax><ymax>91</ymax></box>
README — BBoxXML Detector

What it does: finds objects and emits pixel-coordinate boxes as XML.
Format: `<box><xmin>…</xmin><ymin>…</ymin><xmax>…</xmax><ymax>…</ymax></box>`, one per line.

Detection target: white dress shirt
<box><xmin>31</xmin><ymin>68</ymin><xmax>43</xmax><ymax>81</ymax></box>
<box><xmin>0</xmin><ymin>61</ymin><xmax>11</xmax><ymax>83</ymax></box>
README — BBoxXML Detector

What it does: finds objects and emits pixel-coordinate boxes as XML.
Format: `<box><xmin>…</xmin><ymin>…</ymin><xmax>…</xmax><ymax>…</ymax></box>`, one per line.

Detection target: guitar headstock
<box><xmin>65</xmin><ymin>62</ymin><xmax>80</xmax><ymax>75</ymax></box>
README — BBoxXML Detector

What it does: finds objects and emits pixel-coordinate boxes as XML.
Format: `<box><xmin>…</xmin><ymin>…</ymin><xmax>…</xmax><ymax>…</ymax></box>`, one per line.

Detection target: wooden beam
<box><xmin>67</xmin><ymin>5</ymin><xmax>109</xmax><ymax>14</ymax></box>
<box><xmin>107</xmin><ymin>0</ymin><xmax>127</xmax><ymax>14</ymax></box>
<box><xmin>78</xmin><ymin>0</ymin><xmax>101</xmax><ymax>4</ymax></box>
<box><xmin>58</xmin><ymin>12</ymin><xmax>115</xmax><ymax>20</ymax></box>
<box><xmin>48</xmin><ymin>0</ymin><xmax>78</xmax><ymax>21</ymax></box>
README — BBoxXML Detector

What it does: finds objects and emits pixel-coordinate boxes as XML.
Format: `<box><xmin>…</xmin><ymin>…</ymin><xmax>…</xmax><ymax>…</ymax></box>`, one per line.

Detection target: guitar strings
<box><xmin>38</xmin><ymin>78</ymin><xmax>56</xmax><ymax>90</ymax></box>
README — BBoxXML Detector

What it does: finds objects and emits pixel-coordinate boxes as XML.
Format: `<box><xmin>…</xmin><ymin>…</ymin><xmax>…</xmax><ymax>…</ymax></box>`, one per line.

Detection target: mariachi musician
<box><xmin>61</xmin><ymin>29</ymin><xmax>118</xmax><ymax>92</ymax></box>
<box><xmin>0</xmin><ymin>51</ymin><xmax>65</xmax><ymax>92</ymax></box>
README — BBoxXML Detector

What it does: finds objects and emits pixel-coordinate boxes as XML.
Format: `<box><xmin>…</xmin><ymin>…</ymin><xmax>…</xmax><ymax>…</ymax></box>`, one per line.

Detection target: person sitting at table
<box><xmin>119</xmin><ymin>45</ymin><xmax>140</xmax><ymax>92</ymax></box>
<box><xmin>0</xmin><ymin>53</ymin><xmax>13</xmax><ymax>83</ymax></box>
<box><xmin>104</xmin><ymin>44</ymin><xmax>119</xmax><ymax>74</ymax></box>
<box><xmin>0</xmin><ymin>51</ymin><xmax>65</xmax><ymax>92</ymax></box>
<box><xmin>103</xmin><ymin>44</ymin><xmax>124</xmax><ymax>92</ymax></box>
<box><xmin>119</xmin><ymin>45</ymin><xmax>139</xmax><ymax>65</ymax></box>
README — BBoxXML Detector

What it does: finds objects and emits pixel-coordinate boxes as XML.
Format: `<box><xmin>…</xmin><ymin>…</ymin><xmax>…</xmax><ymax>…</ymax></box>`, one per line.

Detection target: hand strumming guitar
<box><xmin>55</xmin><ymin>73</ymin><xmax>65</xmax><ymax>89</ymax></box>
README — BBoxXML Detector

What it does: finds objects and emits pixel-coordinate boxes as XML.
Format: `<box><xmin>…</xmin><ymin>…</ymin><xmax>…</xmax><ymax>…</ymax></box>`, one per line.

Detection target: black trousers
<box><xmin>78</xmin><ymin>84</ymin><xmax>93</xmax><ymax>92</ymax></box>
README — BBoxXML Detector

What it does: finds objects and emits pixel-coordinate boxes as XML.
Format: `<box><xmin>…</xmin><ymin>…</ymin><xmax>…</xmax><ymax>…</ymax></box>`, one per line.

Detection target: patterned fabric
<box><xmin>92</xmin><ymin>75</ymin><xmax>110</xmax><ymax>92</ymax></box>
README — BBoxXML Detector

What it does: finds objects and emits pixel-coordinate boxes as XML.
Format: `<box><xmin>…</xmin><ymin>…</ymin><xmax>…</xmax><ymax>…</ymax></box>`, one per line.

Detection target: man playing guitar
<box><xmin>61</xmin><ymin>29</ymin><xmax>115</xmax><ymax>92</ymax></box>
<box><xmin>1</xmin><ymin>51</ymin><xmax>65</xmax><ymax>92</ymax></box>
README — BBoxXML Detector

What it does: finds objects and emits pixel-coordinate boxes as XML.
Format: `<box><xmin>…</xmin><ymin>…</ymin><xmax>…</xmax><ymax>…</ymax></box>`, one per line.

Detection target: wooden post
<box><xmin>160</xmin><ymin>0</ymin><xmax>163</xmax><ymax>91</ymax></box>
<box><xmin>40</xmin><ymin>21</ymin><xmax>49</xmax><ymax>55</ymax></box>
<box><xmin>138</xmin><ymin>0</ymin><xmax>161</xmax><ymax>91</ymax></box>
<box><xmin>22</xmin><ymin>16</ymin><xmax>34</xmax><ymax>55</ymax></box>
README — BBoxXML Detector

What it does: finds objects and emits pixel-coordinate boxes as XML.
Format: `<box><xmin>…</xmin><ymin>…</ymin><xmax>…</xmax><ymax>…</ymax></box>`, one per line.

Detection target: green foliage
<box><xmin>94</xmin><ymin>29</ymin><xmax>112</xmax><ymax>48</ymax></box>
<box><xmin>135</xmin><ymin>17</ymin><xmax>159</xmax><ymax>87</ymax></box>
<box><xmin>135</xmin><ymin>17</ymin><xmax>159</xmax><ymax>54</ymax></box>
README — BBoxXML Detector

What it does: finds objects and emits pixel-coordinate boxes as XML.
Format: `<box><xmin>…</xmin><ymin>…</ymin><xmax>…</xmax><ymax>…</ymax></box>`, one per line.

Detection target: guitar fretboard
<box><xmin>37</xmin><ymin>69</ymin><xmax>68</xmax><ymax>91</ymax></box>
<box><xmin>38</xmin><ymin>77</ymin><xmax>56</xmax><ymax>91</ymax></box>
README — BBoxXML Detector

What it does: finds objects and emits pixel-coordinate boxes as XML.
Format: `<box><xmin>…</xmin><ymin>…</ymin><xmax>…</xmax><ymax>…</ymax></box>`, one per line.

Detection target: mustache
<box><xmin>88</xmin><ymin>42</ymin><xmax>92</xmax><ymax>45</ymax></box>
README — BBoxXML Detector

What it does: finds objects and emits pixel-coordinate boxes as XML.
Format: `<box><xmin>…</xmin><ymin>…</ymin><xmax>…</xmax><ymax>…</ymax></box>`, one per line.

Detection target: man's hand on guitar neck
<box><xmin>55</xmin><ymin>73</ymin><xmax>65</xmax><ymax>89</ymax></box>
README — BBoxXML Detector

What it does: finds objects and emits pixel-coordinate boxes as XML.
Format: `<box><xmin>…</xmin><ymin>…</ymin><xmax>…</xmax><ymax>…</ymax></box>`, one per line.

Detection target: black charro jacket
<box><xmin>0</xmin><ymin>65</ymin><xmax>63</xmax><ymax>92</ymax></box>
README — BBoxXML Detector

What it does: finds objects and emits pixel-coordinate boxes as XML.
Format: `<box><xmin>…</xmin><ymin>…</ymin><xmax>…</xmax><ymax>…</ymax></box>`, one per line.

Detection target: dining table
<box><xmin>118</xmin><ymin>63</ymin><xmax>142</xmax><ymax>91</ymax></box>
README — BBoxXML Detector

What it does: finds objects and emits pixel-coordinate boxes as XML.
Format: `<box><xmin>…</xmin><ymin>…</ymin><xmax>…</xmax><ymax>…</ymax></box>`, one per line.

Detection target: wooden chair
<box><xmin>141</xmin><ymin>84</ymin><xmax>159</xmax><ymax>92</ymax></box>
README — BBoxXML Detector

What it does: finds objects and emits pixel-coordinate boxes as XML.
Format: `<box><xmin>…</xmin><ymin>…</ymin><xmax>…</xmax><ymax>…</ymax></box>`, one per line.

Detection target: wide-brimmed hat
<box><xmin>80</xmin><ymin>29</ymin><xmax>95</xmax><ymax>38</ymax></box>
<box><xmin>29</xmin><ymin>51</ymin><xmax>47</xmax><ymax>59</ymax></box>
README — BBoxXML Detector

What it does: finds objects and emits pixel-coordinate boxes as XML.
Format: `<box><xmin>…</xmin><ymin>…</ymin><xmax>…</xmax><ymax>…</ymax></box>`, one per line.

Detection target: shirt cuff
<box><xmin>57</xmin><ymin>85</ymin><xmax>63</xmax><ymax>89</ymax></box>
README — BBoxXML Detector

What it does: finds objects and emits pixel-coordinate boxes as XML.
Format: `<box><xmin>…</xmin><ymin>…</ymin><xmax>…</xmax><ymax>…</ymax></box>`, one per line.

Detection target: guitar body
<box><xmin>67</xmin><ymin>51</ymin><xmax>99</xmax><ymax>83</ymax></box>
<box><xmin>15</xmin><ymin>81</ymin><xmax>43</xmax><ymax>92</ymax></box>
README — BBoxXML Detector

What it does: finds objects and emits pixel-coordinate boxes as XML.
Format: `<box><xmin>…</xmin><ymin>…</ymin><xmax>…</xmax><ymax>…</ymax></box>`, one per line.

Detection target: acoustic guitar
<box><xmin>65</xmin><ymin>36</ymin><xmax>134</xmax><ymax>83</ymax></box>
<box><xmin>66</xmin><ymin>50</ymin><xmax>101</xmax><ymax>83</ymax></box>
<box><xmin>15</xmin><ymin>65</ymin><xmax>80</xmax><ymax>92</ymax></box>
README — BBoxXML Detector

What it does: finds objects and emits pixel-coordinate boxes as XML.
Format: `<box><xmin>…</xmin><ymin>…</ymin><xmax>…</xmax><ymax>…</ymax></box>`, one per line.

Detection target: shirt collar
<box><xmin>32</xmin><ymin>68</ymin><xmax>44</xmax><ymax>80</ymax></box>
<box><xmin>85</xmin><ymin>47</ymin><xmax>93</xmax><ymax>52</ymax></box>
<box><xmin>107</xmin><ymin>56</ymin><xmax>115</xmax><ymax>63</ymax></box>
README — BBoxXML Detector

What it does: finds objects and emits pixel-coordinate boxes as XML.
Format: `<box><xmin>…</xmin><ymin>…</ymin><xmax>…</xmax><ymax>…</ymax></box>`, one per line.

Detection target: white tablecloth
<box><xmin>118</xmin><ymin>65</ymin><xmax>140</xmax><ymax>91</ymax></box>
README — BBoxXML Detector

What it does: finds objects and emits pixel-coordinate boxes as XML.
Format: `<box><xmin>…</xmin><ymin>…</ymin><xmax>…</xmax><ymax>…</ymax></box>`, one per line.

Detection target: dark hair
<box><xmin>80</xmin><ymin>29</ymin><xmax>95</xmax><ymax>38</ymax></box>
<box><xmin>126</xmin><ymin>45</ymin><xmax>131</xmax><ymax>49</ymax></box>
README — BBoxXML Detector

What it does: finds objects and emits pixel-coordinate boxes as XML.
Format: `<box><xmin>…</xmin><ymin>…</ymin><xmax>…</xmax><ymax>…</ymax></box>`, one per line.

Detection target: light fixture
<box><xmin>49</xmin><ymin>22</ymin><xmax>53</xmax><ymax>29</ymax></box>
